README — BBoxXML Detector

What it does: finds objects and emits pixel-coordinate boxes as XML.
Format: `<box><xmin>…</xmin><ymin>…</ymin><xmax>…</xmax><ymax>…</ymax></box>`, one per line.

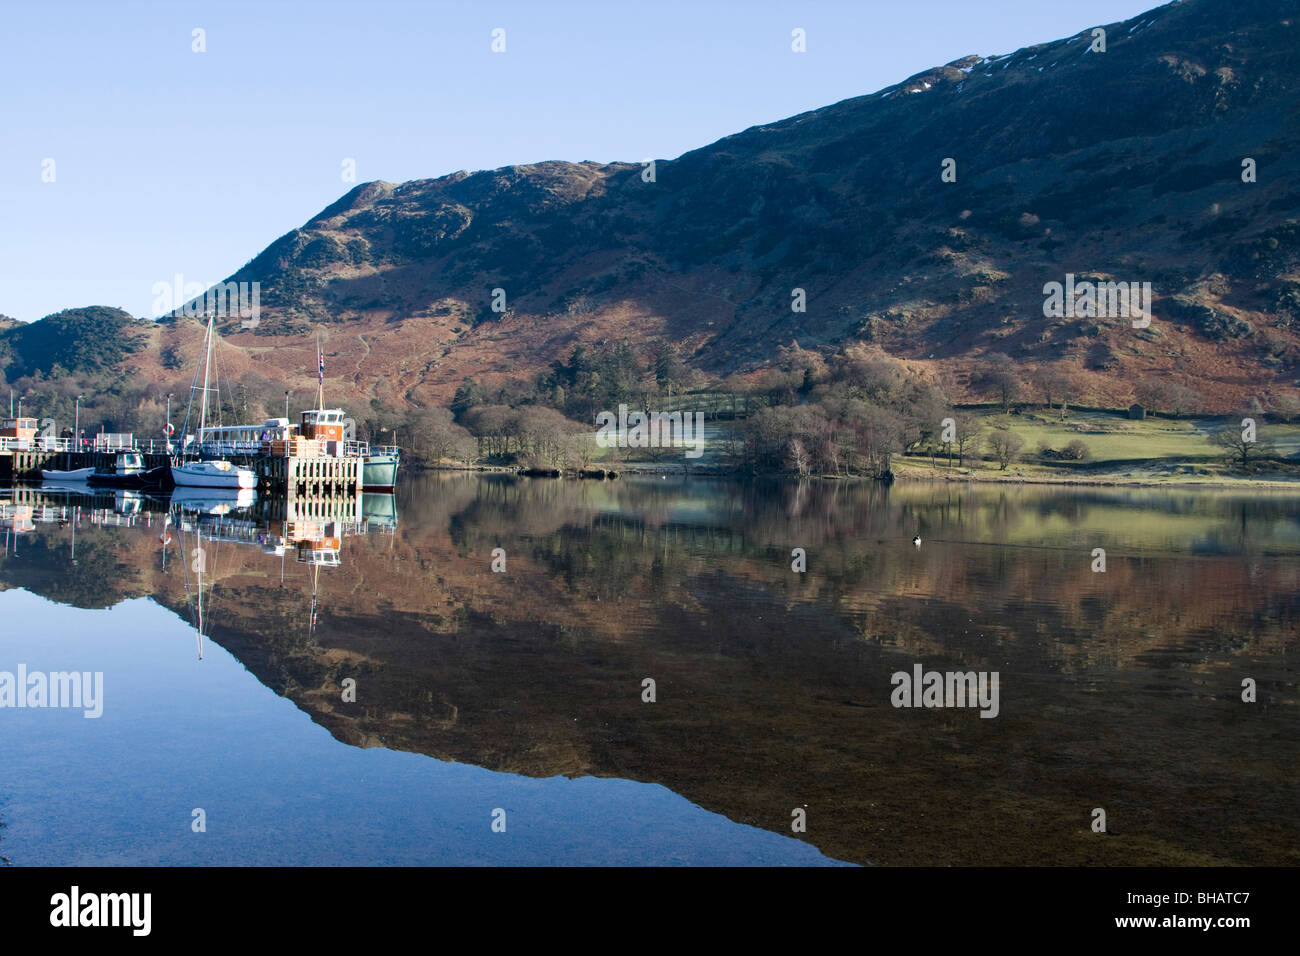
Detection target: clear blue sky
<box><xmin>0</xmin><ymin>0</ymin><xmax>1161</xmax><ymax>322</ymax></box>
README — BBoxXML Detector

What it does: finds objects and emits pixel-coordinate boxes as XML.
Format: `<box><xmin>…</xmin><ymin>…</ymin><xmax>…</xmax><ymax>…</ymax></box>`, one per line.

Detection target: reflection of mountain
<box><xmin>3</xmin><ymin>477</ymin><xmax>1297</xmax><ymax>865</ymax></box>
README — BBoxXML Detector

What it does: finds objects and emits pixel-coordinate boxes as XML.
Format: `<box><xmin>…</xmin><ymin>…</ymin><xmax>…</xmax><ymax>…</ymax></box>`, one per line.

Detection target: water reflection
<box><xmin>1</xmin><ymin>476</ymin><xmax>1297</xmax><ymax>865</ymax></box>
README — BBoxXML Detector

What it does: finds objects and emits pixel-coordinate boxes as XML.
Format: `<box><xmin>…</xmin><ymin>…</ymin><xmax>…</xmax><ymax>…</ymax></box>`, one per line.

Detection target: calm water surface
<box><xmin>1</xmin><ymin>475</ymin><xmax>1296</xmax><ymax>865</ymax></box>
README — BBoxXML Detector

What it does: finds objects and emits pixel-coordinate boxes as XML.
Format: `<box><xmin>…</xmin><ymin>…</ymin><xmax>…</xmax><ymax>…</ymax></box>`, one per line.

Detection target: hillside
<box><xmin>9</xmin><ymin>0</ymin><xmax>1300</xmax><ymax>417</ymax></box>
<box><xmin>0</xmin><ymin>306</ymin><xmax>147</xmax><ymax>380</ymax></box>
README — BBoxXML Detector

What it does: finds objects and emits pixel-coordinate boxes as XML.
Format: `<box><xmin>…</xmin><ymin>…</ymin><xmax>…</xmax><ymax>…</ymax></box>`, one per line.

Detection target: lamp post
<box><xmin>75</xmin><ymin>395</ymin><xmax>82</xmax><ymax>450</ymax></box>
<box><xmin>166</xmin><ymin>393</ymin><xmax>173</xmax><ymax>451</ymax></box>
<box><xmin>284</xmin><ymin>391</ymin><xmax>290</xmax><ymax>421</ymax></box>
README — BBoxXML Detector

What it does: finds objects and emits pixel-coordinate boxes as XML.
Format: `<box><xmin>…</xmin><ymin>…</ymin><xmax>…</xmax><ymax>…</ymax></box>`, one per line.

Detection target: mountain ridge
<box><xmin>6</xmin><ymin>0</ymin><xmax>1299</xmax><ymax>418</ymax></box>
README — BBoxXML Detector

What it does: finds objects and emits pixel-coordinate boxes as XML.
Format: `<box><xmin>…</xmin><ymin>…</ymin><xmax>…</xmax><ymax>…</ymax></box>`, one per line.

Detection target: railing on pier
<box><xmin>1</xmin><ymin>436</ymin><xmax>70</xmax><ymax>452</ymax></box>
<box><xmin>186</xmin><ymin>438</ymin><xmax>375</xmax><ymax>459</ymax></box>
<box><xmin>0</xmin><ymin>436</ymin><xmax>179</xmax><ymax>454</ymax></box>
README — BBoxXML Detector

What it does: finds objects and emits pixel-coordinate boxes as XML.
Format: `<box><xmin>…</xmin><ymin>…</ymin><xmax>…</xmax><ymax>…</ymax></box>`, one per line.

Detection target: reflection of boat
<box><xmin>361</xmin><ymin>492</ymin><xmax>398</xmax><ymax>528</ymax></box>
<box><xmin>1</xmin><ymin>504</ymin><xmax>34</xmax><ymax>532</ymax></box>
<box><xmin>171</xmin><ymin>316</ymin><xmax>257</xmax><ymax>490</ymax></box>
<box><xmin>87</xmin><ymin>451</ymin><xmax>170</xmax><ymax>488</ymax></box>
<box><xmin>297</xmin><ymin>543</ymin><xmax>341</xmax><ymax>566</ymax></box>
<box><xmin>362</xmin><ymin>449</ymin><xmax>400</xmax><ymax>490</ymax></box>
<box><xmin>169</xmin><ymin>486</ymin><xmax>256</xmax><ymax>514</ymax></box>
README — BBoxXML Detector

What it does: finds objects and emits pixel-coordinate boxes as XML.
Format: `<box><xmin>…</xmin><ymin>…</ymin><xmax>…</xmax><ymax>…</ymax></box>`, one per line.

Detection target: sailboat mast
<box><xmin>199</xmin><ymin>316</ymin><xmax>214</xmax><ymax>436</ymax></box>
<box><xmin>177</xmin><ymin>318</ymin><xmax>210</xmax><ymax>452</ymax></box>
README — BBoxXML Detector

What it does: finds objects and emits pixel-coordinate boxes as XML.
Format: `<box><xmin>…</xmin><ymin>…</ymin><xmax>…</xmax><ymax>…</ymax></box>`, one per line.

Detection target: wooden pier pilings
<box><xmin>253</xmin><ymin>455</ymin><xmax>363</xmax><ymax>510</ymax></box>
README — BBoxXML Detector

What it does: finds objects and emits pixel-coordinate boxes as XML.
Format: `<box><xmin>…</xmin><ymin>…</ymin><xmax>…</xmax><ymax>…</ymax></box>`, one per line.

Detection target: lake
<box><xmin>1</xmin><ymin>475</ymin><xmax>1296</xmax><ymax>866</ymax></box>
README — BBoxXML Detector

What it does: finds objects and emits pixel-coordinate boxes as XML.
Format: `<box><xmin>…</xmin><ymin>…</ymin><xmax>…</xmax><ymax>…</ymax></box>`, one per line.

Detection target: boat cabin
<box><xmin>0</xmin><ymin>417</ymin><xmax>38</xmax><ymax>443</ymax></box>
<box><xmin>198</xmin><ymin>418</ymin><xmax>296</xmax><ymax>455</ymax></box>
<box><xmin>109</xmin><ymin>451</ymin><xmax>145</xmax><ymax>475</ymax></box>
<box><xmin>300</xmin><ymin>409</ymin><xmax>346</xmax><ymax>442</ymax></box>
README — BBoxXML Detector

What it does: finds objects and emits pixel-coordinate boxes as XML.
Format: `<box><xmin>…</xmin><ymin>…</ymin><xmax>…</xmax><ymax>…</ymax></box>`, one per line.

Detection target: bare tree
<box><xmin>972</xmin><ymin>353</ymin><xmax>1022</xmax><ymax>412</ymax></box>
<box><xmin>951</xmin><ymin>410</ymin><xmax>983</xmax><ymax>466</ymax></box>
<box><xmin>987</xmin><ymin>428</ymin><xmax>1024</xmax><ymax>470</ymax></box>
<box><xmin>1210</xmin><ymin>419</ymin><xmax>1276</xmax><ymax>472</ymax></box>
<box><xmin>1032</xmin><ymin>369</ymin><xmax>1069</xmax><ymax>411</ymax></box>
<box><xmin>787</xmin><ymin>437</ymin><xmax>811</xmax><ymax>476</ymax></box>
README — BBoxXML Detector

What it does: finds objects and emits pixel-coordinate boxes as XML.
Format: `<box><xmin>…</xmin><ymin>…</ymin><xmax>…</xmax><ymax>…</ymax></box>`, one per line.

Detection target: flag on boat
<box><xmin>318</xmin><ymin>343</ymin><xmax>324</xmax><ymax>384</ymax></box>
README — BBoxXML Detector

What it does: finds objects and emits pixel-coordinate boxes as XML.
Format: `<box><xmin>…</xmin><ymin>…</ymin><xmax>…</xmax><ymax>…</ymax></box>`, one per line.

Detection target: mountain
<box><xmin>0</xmin><ymin>306</ymin><xmax>147</xmax><ymax>380</ymax></box>
<box><xmin>21</xmin><ymin>0</ymin><xmax>1300</xmax><ymax>413</ymax></box>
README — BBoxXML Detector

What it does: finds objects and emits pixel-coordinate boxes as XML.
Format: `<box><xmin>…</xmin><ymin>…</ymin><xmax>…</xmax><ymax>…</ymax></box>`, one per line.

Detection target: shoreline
<box><xmin>415</xmin><ymin>461</ymin><xmax>1300</xmax><ymax>490</ymax></box>
<box><xmin>890</xmin><ymin>470</ymin><xmax>1300</xmax><ymax>490</ymax></box>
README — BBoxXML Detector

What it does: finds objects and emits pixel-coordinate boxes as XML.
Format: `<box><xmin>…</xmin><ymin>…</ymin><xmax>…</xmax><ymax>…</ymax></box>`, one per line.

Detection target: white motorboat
<box><xmin>41</xmin><ymin>466</ymin><xmax>94</xmax><ymax>482</ymax></box>
<box><xmin>171</xmin><ymin>459</ymin><xmax>256</xmax><ymax>489</ymax></box>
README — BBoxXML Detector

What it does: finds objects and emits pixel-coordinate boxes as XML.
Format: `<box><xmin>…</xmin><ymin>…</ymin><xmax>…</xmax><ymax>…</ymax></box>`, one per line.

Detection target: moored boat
<box><xmin>42</xmin><ymin>466</ymin><xmax>94</xmax><ymax>482</ymax></box>
<box><xmin>362</xmin><ymin>448</ymin><xmax>400</xmax><ymax>490</ymax></box>
<box><xmin>171</xmin><ymin>459</ymin><xmax>256</xmax><ymax>489</ymax></box>
<box><xmin>170</xmin><ymin>316</ymin><xmax>257</xmax><ymax>491</ymax></box>
<box><xmin>86</xmin><ymin>451</ymin><xmax>170</xmax><ymax>488</ymax></box>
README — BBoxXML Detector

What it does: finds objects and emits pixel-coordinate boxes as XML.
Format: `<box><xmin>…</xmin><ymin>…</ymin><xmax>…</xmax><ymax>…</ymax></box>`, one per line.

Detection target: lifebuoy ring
<box><xmin>164</xmin><ymin>422</ymin><xmax>175</xmax><ymax>437</ymax></box>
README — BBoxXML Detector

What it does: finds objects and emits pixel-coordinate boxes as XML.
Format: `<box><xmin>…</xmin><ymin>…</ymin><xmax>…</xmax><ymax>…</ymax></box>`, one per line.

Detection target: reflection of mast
<box><xmin>309</xmin><ymin>562</ymin><xmax>319</xmax><ymax>637</ymax></box>
<box><xmin>177</xmin><ymin>509</ymin><xmax>205</xmax><ymax>661</ymax></box>
<box><xmin>196</xmin><ymin>523</ymin><xmax>205</xmax><ymax>661</ymax></box>
<box><xmin>159</xmin><ymin>512</ymin><xmax>171</xmax><ymax>572</ymax></box>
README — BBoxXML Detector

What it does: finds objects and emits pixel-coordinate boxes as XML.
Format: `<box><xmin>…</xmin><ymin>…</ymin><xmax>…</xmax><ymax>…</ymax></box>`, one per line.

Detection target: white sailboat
<box><xmin>171</xmin><ymin>316</ymin><xmax>257</xmax><ymax>489</ymax></box>
<box><xmin>172</xmin><ymin>458</ymin><xmax>255</xmax><ymax>488</ymax></box>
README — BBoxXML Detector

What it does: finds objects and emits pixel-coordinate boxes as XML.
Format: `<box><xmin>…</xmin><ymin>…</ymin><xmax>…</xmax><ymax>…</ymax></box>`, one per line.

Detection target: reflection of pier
<box><xmin>175</xmin><ymin>491</ymin><xmax>396</xmax><ymax>566</ymax></box>
<box><xmin>2</xmin><ymin>487</ymin><xmax>154</xmax><ymax>528</ymax></box>
<box><xmin>1</xmin><ymin>486</ymin><xmax>397</xmax><ymax>562</ymax></box>
<box><xmin>178</xmin><ymin>509</ymin><xmax>357</xmax><ymax>567</ymax></box>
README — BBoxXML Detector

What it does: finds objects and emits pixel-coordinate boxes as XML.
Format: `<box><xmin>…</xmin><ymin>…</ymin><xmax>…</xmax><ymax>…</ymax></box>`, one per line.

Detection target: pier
<box><xmin>0</xmin><ymin>441</ymin><xmax>171</xmax><ymax>483</ymax></box>
<box><xmin>1</xmin><ymin>410</ymin><xmax>384</xmax><ymax>500</ymax></box>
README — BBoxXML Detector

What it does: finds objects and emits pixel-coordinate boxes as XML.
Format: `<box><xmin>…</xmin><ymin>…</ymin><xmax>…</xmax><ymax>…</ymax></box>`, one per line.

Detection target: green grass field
<box><xmin>901</xmin><ymin>407</ymin><xmax>1300</xmax><ymax>484</ymax></box>
<box><xmin>574</xmin><ymin>397</ymin><xmax>1300</xmax><ymax>484</ymax></box>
